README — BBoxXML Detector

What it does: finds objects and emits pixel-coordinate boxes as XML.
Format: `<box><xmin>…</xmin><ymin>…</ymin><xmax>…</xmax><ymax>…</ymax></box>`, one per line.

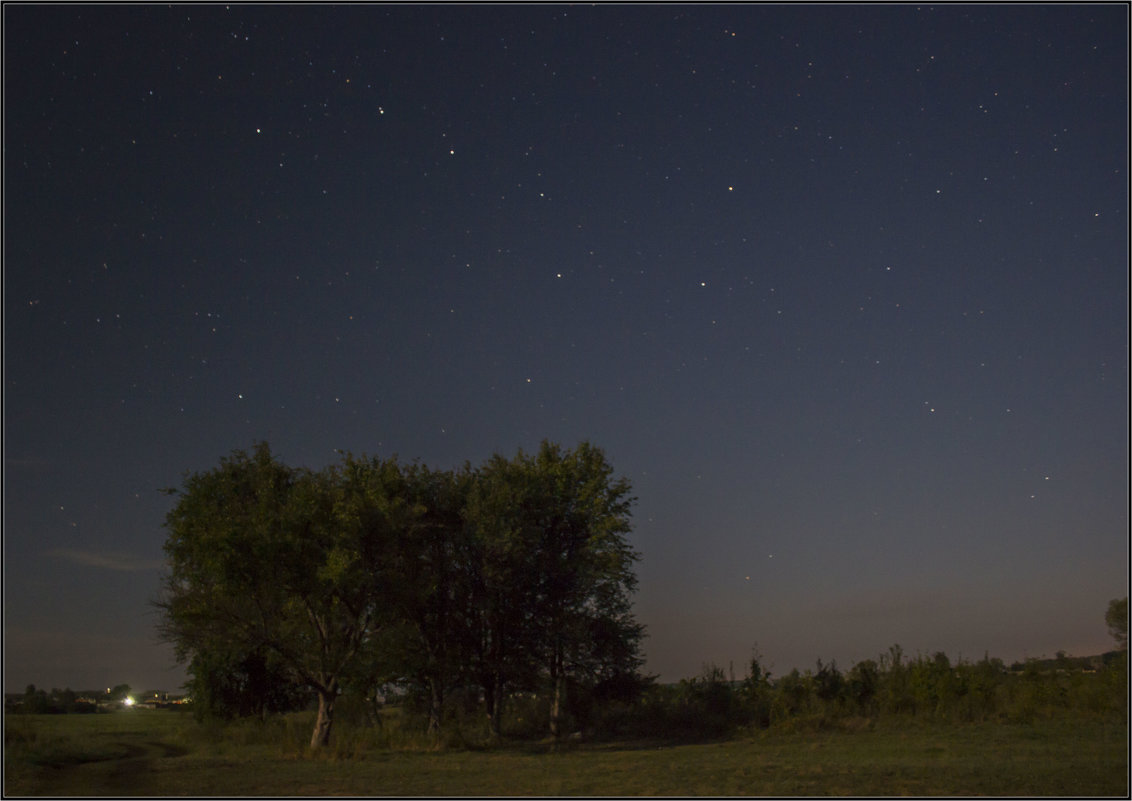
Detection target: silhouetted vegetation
<box><xmin>313</xmin><ymin>641</ymin><xmax>1120</xmax><ymax>748</ymax></box>
<box><xmin>582</xmin><ymin>645</ymin><xmax>1126</xmax><ymax>743</ymax></box>
<box><xmin>156</xmin><ymin>441</ymin><xmax>645</xmax><ymax>748</ymax></box>
<box><xmin>5</xmin><ymin>685</ymin><xmax>137</xmax><ymax>715</ymax></box>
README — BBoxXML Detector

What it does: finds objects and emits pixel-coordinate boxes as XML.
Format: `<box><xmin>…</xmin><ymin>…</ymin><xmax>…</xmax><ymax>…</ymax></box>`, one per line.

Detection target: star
<box><xmin>5</xmin><ymin>1</ymin><xmax>1123</xmax><ymax>695</ymax></box>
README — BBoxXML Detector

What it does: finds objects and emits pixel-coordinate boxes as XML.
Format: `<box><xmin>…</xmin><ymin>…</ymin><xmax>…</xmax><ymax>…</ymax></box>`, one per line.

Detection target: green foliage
<box><xmin>157</xmin><ymin>439</ymin><xmax>647</xmax><ymax>748</ymax></box>
<box><xmin>430</xmin><ymin>440</ymin><xmax>645</xmax><ymax>740</ymax></box>
<box><xmin>772</xmin><ymin>668</ymin><xmax>813</xmax><ymax>723</ymax></box>
<box><xmin>737</xmin><ymin>648</ymin><xmax>773</xmax><ymax>728</ymax></box>
<box><xmin>21</xmin><ymin>685</ymin><xmax>50</xmax><ymax>715</ymax></box>
<box><xmin>679</xmin><ymin>665</ymin><xmax>739</xmax><ymax>736</ymax></box>
<box><xmin>846</xmin><ymin>659</ymin><xmax>880</xmax><ymax>716</ymax></box>
<box><xmin>814</xmin><ymin>659</ymin><xmax>844</xmax><ymax>705</ymax></box>
<box><xmin>186</xmin><ymin>648</ymin><xmax>307</xmax><ymax>721</ymax></box>
<box><xmin>158</xmin><ymin>443</ymin><xmax>401</xmax><ymax>748</ymax></box>
<box><xmin>571</xmin><ymin>642</ymin><xmax>1126</xmax><ymax>743</ymax></box>
<box><xmin>9</xmin><ymin>687</ymin><xmax>100</xmax><ymax>716</ymax></box>
<box><xmin>877</xmin><ymin>644</ymin><xmax>914</xmax><ymax>716</ymax></box>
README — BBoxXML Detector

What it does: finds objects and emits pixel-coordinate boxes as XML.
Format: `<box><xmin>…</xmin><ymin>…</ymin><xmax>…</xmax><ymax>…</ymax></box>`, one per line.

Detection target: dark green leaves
<box><xmin>156</xmin><ymin>439</ymin><xmax>646</xmax><ymax>743</ymax></box>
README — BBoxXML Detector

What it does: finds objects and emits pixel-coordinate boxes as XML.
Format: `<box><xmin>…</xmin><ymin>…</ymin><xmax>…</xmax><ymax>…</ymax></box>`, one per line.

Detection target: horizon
<box><xmin>3</xmin><ymin>621</ymin><xmax>1122</xmax><ymax>696</ymax></box>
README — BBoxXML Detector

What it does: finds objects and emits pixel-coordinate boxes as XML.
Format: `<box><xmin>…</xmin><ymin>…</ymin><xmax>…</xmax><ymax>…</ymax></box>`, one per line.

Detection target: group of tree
<box><xmin>10</xmin><ymin>686</ymin><xmax>91</xmax><ymax>715</ymax></box>
<box><xmin>156</xmin><ymin>440</ymin><xmax>646</xmax><ymax>749</ymax></box>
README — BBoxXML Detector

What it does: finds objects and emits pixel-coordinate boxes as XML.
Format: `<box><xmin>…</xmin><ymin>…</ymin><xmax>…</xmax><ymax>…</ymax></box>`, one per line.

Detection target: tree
<box><xmin>846</xmin><ymin>659</ymin><xmax>880</xmax><ymax>716</ymax></box>
<box><xmin>463</xmin><ymin>452</ymin><xmax>545</xmax><ymax>739</ymax></box>
<box><xmin>22</xmin><ymin>684</ymin><xmax>48</xmax><ymax>714</ymax></box>
<box><xmin>375</xmin><ymin>460</ymin><xmax>477</xmax><ymax>735</ymax></box>
<box><xmin>461</xmin><ymin>441</ymin><xmax>645</xmax><ymax>741</ymax></box>
<box><xmin>56</xmin><ymin>688</ymin><xmax>77</xmax><ymax>713</ymax></box>
<box><xmin>742</xmin><ymin>647</ymin><xmax>773</xmax><ymax>728</ymax></box>
<box><xmin>185</xmin><ymin>646</ymin><xmax>306</xmax><ymax>721</ymax></box>
<box><xmin>1105</xmin><ymin>597</ymin><xmax>1127</xmax><ymax>651</ymax></box>
<box><xmin>157</xmin><ymin>443</ymin><xmax>399</xmax><ymax>748</ymax></box>
<box><xmin>529</xmin><ymin>441</ymin><xmax>644</xmax><ymax>741</ymax></box>
<box><xmin>158</xmin><ymin>438</ymin><xmax>647</xmax><ymax>746</ymax></box>
<box><xmin>814</xmin><ymin>659</ymin><xmax>844</xmax><ymax>704</ymax></box>
<box><xmin>480</xmin><ymin>441</ymin><xmax>645</xmax><ymax>741</ymax></box>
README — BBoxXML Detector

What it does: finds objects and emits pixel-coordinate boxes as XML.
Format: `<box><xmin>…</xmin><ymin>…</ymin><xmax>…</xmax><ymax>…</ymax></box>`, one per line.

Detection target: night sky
<box><xmin>4</xmin><ymin>5</ymin><xmax>1127</xmax><ymax>694</ymax></box>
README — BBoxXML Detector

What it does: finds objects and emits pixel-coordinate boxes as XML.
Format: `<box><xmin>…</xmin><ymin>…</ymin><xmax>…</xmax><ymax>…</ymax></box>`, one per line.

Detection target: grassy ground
<box><xmin>5</xmin><ymin>708</ymin><xmax>1126</xmax><ymax>796</ymax></box>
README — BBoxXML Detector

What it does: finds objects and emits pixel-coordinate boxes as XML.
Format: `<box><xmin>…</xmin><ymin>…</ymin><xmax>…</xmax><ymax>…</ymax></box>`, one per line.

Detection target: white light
<box><xmin>123</xmin><ymin>696</ymin><xmax>135</xmax><ymax>707</ymax></box>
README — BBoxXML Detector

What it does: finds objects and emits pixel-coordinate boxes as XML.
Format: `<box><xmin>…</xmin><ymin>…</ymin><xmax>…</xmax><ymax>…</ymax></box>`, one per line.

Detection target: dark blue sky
<box><xmin>4</xmin><ymin>4</ymin><xmax>1127</xmax><ymax>693</ymax></box>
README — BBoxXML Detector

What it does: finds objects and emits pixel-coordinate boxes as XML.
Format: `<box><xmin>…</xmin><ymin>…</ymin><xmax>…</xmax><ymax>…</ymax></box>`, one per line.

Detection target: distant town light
<box><xmin>123</xmin><ymin>696</ymin><xmax>135</xmax><ymax>707</ymax></box>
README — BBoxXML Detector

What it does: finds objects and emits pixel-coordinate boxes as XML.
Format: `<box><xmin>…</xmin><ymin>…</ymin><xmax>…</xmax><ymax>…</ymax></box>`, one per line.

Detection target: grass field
<box><xmin>4</xmin><ymin>708</ymin><xmax>1127</xmax><ymax>796</ymax></box>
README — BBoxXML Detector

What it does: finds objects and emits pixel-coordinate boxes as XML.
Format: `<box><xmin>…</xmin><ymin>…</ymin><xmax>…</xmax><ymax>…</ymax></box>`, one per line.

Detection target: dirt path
<box><xmin>23</xmin><ymin>739</ymin><xmax>190</xmax><ymax>796</ymax></box>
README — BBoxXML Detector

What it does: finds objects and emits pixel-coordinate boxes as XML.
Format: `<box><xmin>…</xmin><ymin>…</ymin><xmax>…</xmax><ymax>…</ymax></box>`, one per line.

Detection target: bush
<box><xmin>770</xmin><ymin>668</ymin><xmax>812</xmax><ymax>724</ymax></box>
<box><xmin>846</xmin><ymin>659</ymin><xmax>880</xmax><ymax>716</ymax></box>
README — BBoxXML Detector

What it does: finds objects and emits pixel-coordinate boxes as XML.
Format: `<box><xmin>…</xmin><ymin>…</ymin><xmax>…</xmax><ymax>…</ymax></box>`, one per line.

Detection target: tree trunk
<box><xmin>367</xmin><ymin>692</ymin><xmax>384</xmax><ymax>730</ymax></box>
<box><xmin>485</xmin><ymin>676</ymin><xmax>503</xmax><ymax>740</ymax></box>
<box><xmin>549</xmin><ymin>673</ymin><xmax>565</xmax><ymax>741</ymax></box>
<box><xmin>427</xmin><ymin>677</ymin><xmax>443</xmax><ymax>735</ymax></box>
<box><xmin>310</xmin><ymin>687</ymin><xmax>335</xmax><ymax>749</ymax></box>
<box><xmin>549</xmin><ymin>637</ymin><xmax>566</xmax><ymax>742</ymax></box>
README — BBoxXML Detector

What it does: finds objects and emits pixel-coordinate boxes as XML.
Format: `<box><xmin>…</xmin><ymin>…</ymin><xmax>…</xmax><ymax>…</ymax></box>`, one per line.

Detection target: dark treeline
<box><xmin>7</xmin><ymin>686</ymin><xmax>98</xmax><ymax>715</ymax></box>
<box><xmin>156</xmin><ymin>441</ymin><xmax>646</xmax><ymax>748</ymax></box>
<box><xmin>6</xmin><ymin>684</ymin><xmax>138</xmax><ymax>715</ymax></box>
<box><xmin>611</xmin><ymin>598</ymin><xmax>1126</xmax><ymax>740</ymax></box>
<box><xmin>603</xmin><ymin>644</ymin><xmax>1127</xmax><ymax>742</ymax></box>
